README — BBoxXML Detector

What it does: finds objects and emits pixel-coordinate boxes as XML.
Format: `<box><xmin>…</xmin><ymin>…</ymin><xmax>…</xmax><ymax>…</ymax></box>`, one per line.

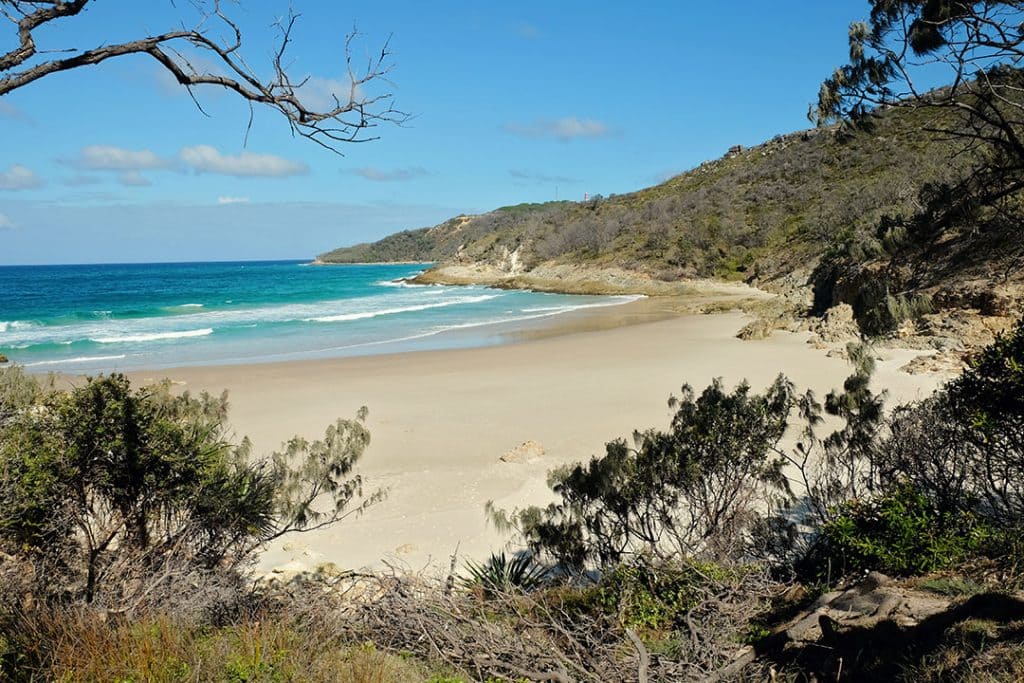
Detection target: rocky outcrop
<box><xmin>736</xmin><ymin>316</ymin><xmax>790</xmax><ymax>340</ymax></box>
<box><xmin>716</xmin><ymin>572</ymin><xmax>1022</xmax><ymax>681</ymax></box>
<box><xmin>412</xmin><ymin>262</ymin><xmax>775</xmax><ymax>302</ymax></box>
<box><xmin>500</xmin><ymin>440</ymin><xmax>545</xmax><ymax>464</ymax></box>
<box><xmin>805</xmin><ymin>303</ymin><xmax>861</xmax><ymax>351</ymax></box>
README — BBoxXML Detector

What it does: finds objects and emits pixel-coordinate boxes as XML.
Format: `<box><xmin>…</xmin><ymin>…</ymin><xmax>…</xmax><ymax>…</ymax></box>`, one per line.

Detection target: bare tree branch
<box><xmin>0</xmin><ymin>0</ymin><xmax>408</xmax><ymax>153</ymax></box>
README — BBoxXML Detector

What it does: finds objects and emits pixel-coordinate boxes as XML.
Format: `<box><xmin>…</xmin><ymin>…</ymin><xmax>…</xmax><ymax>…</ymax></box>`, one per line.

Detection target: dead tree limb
<box><xmin>0</xmin><ymin>1</ymin><xmax>407</xmax><ymax>153</ymax></box>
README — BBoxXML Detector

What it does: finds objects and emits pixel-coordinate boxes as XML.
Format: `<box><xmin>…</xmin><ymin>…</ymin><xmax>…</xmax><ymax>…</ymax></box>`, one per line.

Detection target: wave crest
<box><xmin>91</xmin><ymin>328</ymin><xmax>214</xmax><ymax>344</ymax></box>
<box><xmin>306</xmin><ymin>295</ymin><xmax>498</xmax><ymax>323</ymax></box>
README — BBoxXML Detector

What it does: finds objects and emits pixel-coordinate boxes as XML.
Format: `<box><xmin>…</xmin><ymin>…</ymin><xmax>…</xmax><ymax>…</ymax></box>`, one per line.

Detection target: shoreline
<box><xmin>125</xmin><ymin>303</ymin><xmax>947</xmax><ymax>578</ymax></box>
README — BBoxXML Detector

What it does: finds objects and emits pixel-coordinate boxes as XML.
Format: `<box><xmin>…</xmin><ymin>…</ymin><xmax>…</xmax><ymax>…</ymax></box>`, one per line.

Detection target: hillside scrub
<box><xmin>321</xmin><ymin>109</ymin><xmax>968</xmax><ymax>282</ymax></box>
<box><xmin>320</xmin><ymin>86</ymin><xmax>1024</xmax><ymax>343</ymax></box>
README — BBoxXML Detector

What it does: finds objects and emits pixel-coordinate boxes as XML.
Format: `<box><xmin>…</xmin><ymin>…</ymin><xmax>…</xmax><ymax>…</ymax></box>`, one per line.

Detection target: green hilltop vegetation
<box><xmin>320</xmin><ymin>103</ymin><xmax>1023</xmax><ymax>336</ymax></box>
<box><xmin>321</xmin><ymin>106</ymin><xmax>963</xmax><ymax>281</ymax></box>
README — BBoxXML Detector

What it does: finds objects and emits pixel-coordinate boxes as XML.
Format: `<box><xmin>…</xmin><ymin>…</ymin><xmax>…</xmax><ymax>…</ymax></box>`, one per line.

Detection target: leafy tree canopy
<box><xmin>0</xmin><ymin>370</ymin><xmax>380</xmax><ymax>609</ymax></box>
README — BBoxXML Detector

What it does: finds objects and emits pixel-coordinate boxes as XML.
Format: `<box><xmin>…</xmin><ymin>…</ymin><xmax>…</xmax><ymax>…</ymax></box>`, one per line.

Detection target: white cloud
<box><xmin>180</xmin><ymin>145</ymin><xmax>308</xmax><ymax>177</ymax></box>
<box><xmin>0</xmin><ymin>212</ymin><xmax>14</xmax><ymax>230</ymax></box>
<box><xmin>69</xmin><ymin>145</ymin><xmax>172</xmax><ymax>171</ymax></box>
<box><xmin>503</xmin><ymin>117</ymin><xmax>613</xmax><ymax>141</ymax></box>
<box><xmin>352</xmin><ymin>166</ymin><xmax>430</xmax><ymax>182</ymax></box>
<box><xmin>0</xmin><ymin>164</ymin><xmax>43</xmax><ymax>190</ymax></box>
<box><xmin>118</xmin><ymin>171</ymin><xmax>151</xmax><ymax>187</ymax></box>
<box><xmin>217</xmin><ymin>196</ymin><xmax>250</xmax><ymax>205</ymax></box>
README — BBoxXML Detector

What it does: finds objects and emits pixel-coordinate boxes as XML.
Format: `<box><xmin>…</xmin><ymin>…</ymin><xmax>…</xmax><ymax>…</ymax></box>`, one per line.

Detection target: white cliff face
<box><xmin>500</xmin><ymin>245</ymin><xmax>524</xmax><ymax>276</ymax></box>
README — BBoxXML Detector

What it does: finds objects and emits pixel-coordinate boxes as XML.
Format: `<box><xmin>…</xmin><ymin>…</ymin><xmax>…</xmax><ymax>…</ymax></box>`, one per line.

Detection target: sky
<box><xmin>0</xmin><ymin>1</ymin><xmax>872</xmax><ymax>265</ymax></box>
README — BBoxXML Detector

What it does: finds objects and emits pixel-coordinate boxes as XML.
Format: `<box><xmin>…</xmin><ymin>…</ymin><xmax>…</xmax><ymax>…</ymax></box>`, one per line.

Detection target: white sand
<box><xmin>133</xmin><ymin>307</ymin><xmax>944</xmax><ymax>575</ymax></box>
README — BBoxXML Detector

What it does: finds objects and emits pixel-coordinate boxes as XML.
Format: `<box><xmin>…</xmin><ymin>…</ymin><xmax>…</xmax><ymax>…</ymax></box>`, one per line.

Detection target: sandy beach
<box><xmin>129</xmin><ymin>301</ymin><xmax>945</xmax><ymax>576</ymax></box>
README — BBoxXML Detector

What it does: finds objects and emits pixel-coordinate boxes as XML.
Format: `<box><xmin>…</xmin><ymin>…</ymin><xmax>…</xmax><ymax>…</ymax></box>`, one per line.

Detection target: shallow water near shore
<box><xmin>0</xmin><ymin>260</ymin><xmax>640</xmax><ymax>374</ymax></box>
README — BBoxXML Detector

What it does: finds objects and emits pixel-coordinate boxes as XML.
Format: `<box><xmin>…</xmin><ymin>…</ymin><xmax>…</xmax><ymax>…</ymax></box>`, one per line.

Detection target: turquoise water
<box><xmin>0</xmin><ymin>261</ymin><xmax>638</xmax><ymax>373</ymax></box>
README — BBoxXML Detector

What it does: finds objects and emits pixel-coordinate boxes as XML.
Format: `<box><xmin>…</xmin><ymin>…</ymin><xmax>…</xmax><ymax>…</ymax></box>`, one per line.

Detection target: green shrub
<box><xmin>810</xmin><ymin>483</ymin><xmax>991</xmax><ymax>578</ymax></box>
<box><xmin>497</xmin><ymin>376</ymin><xmax>799</xmax><ymax>573</ymax></box>
<box><xmin>546</xmin><ymin>560</ymin><xmax>737</xmax><ymax>633</ymax></box>
<box><xmin>0</xmin><ymin>373</ymin><xmax>380</xmax><ymax>611</ymax></box>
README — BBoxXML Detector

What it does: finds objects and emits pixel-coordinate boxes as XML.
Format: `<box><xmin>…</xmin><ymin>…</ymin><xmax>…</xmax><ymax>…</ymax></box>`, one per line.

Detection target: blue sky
<box><xmin>0</xmin><ymin>1</ymin><xmax>870</xmax><ymax>264</ymax></box>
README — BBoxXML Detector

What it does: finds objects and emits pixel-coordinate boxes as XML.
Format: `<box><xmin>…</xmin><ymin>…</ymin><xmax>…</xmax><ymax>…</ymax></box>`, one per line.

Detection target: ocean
<box><xmin>0</xmin><ymin>260</ymin><xmax>639</xmax><ymax>374</ymax></box>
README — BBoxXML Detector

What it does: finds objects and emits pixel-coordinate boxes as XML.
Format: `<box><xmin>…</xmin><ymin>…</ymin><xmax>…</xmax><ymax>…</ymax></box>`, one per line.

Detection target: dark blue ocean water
<box><xmin>0</xmin><ymin>260</ymin><xmax>637</xmax><ymax>373</ymax></box>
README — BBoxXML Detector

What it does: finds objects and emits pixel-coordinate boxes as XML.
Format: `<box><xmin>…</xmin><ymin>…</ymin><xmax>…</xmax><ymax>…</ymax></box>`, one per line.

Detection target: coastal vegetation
<box><xmin>0</xmin><ymin>369</ymin><xmax>381</xmax><ymax>654</ymax></box>
<box><xmin>321</xmin><ymin>1</ymin><xmax>1024</xmax><ymax>339</ymax></box>
<box><xmin>320</xmin><ymin>97</ymin><xmax>1024</xmax><ymax>339</ymax></box>
<box><xmin>320</xmin><ymin>108</ymin><xmax>968</xmax><ymax>283</ymax></box>
<box><xmin>7</xmin><ymin>1</ymin><xmax>1024</xmax><ymax>681</ymax></box>
<box><xmin>4</xmin><ymin>321</ymin><xmax>1024</xmax><ymax>680</ymax></box>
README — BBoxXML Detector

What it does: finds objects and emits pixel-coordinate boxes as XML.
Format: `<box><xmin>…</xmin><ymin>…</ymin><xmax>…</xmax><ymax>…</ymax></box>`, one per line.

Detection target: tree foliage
<box><xmin>0</xmin><ymin>371</ymin><xmax>379</xmax><ymax>610</ymax></box>
<box><xmin>815</xmin><ymin>1</ymin><xmax>1024</xmax><ymax>196</ymax></box>
<box><xmin>883</xmin><ymin>318</ymin><xmax>1024</xmax><ymax>525</ymax></box>
<box><xmin>495</xmin><ymin>376</ymin><xmax>807</xmax><ymax>573</ymax></box>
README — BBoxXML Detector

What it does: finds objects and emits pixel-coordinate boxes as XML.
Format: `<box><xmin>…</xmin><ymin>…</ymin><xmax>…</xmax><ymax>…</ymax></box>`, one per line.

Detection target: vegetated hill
<box><xmin>319</xmin><ymin>104</ymin><xmax>1024</xmax><ymax>335</ymax></box>
<box><xmin>320</xmin><ymin>106</ymin><xmax>966</xmax><ymax>279</ymax></box>
<box><xmin>316</xmin><ymin>202</ymin><xmax>577</xmax><ymax>265</ymax></box>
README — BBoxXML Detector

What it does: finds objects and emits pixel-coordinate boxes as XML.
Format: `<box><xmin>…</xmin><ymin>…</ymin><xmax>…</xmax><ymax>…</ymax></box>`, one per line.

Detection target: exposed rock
<box><xmin>737</xmin><ymin>316</ymin><xmax>788</xmax><ymax>340</ymax></box>
<box><xmin>825</xmin><ymin>346</ymin><xmax>850</xmax><ymax>360</ymax></box>
<box><xmin>498</xmin><ymin>245</ymin><xmax>524</xmax><ymax>276</ymax></box>
<box><xmin>414</xmin><ymin>262</ymin><xmax>775</xmax><ymax>300</ymax></box>
<box><xmin>500</xmin><ymin>440</ymin><xmax>545</xmax><ymax>464</ymax></box>
<box><xmin>919</xmin><ymin>309</ymin><xmax>1013</xmax><ymax>351</ymax></box>
<box><xmin>810</xmin><ymin>303</ymin><xmax>860</xmax><ymax>343</ymax></box>
<box><xmin>895</xmin><ymin>318</ymin><xmax>919</xmax><ymax>339</ymax></box>
<box><xmin>803</xmin><ymin>303</ymin><xmax>862</xmax><ymax>353</ymax></box>
<box><xmin>932</xmin><ymin>285</ymin><xmax>1016</xmax><ymax>317</ymax></box>
<box><xmin>0</xmin><ymin>354</ymin><xmax>7</xmax><ymax>364</ymax></box>
<box><xmin>775</xmin><ymin>572</ymin><xmax>948</xmax><ymax>647</ymax></box>
<box><xmin>900</xmin><ymin>351</ymin><xmax>967</xmax><ymax>376</ymax></box>
<box><xmin>314</xmin><ymin>561</ymin><xmax>346</xmax><ymax>578</ymax></box>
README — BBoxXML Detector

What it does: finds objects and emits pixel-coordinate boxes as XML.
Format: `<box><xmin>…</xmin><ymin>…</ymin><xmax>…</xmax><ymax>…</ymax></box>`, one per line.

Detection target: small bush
<box><xmin>591</xmin><ymin>562</ymin><xmax>716</xmax><ymax>632</ymax></box>
<box><xmin>462</xmin><ymin>552</ymin><xmax>546</xmax><ymax>597</ymax></box>
<box><xmin>808</xmin><ymin>483</ymin><xmax>991</xmax><ymax>578</ymax></box>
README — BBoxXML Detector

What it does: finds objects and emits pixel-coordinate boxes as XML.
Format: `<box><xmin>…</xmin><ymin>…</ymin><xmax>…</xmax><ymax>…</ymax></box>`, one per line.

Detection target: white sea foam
<box><xmin>91</xmin><ymin>328</ymin><xmax>213</xmax><ymax>344</ymax></box>
<box><xmin>0</xmin><ymin>320</ymin><xmax>35</xmax><ymax>333</ymax></box>
<box><xmin>3</xmin><ymin>290</ymin><xmax>491</xmax><ymax>349</ymax></box>
<box><xmin>23</xmin><ymin>354</ymin><xmax>127</xmax><ymax>367</ymax></box>
<box><xmin>375</xmin><ymin>278</ymin><xmax>432</xmax><ymax>288</ymax></box>
<box><xmin>305</xmin><ymin>294</ymin><xmax>499</xmax><ymax>323</ymax></box>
